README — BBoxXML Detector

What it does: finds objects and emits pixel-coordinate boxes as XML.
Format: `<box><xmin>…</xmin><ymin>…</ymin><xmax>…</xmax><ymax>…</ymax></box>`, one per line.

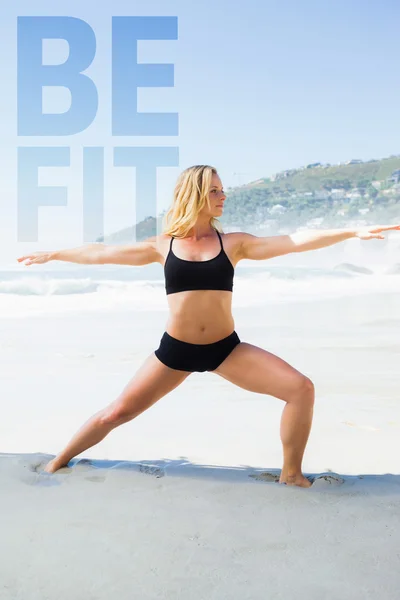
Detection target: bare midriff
<box><xmin>165</xmin><ymin>290</ymin><xmax>235</xmax><ymax>343</ymax></box>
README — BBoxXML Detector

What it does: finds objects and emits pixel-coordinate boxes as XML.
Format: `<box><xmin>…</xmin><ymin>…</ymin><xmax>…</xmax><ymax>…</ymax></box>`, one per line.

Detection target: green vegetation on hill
<box><xmin>221</xmin><ymin>155</ymin><xmax>400</xmax><ymax>231</ymax></box>
<box><xmin>247</xmin><ymin>156</ymin><xmax>400</xmax><ymax>192</ymax></box>
<box><xmin>97</xmin><ymin>155</ymin><xmax>400</xmax><ymax>242</ymax></box>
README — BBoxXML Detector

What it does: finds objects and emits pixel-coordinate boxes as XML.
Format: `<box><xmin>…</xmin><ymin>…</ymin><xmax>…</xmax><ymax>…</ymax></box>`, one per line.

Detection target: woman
<box><xmin>17</xmin><ymin>165</ymin><xmax>400</xmax><ymax>487</ymax></box>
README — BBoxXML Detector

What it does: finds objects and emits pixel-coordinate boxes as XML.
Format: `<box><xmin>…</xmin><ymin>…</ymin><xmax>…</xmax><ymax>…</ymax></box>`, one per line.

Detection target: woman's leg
<box><xmin>210</xmin><ymin>342</ymin><xmax>315</xmax><ymax>487</ymax></box>
<box><xmin>44</xmin><ymin>353</ymin><xmax>191</xmax><ymax>473</ymax></box>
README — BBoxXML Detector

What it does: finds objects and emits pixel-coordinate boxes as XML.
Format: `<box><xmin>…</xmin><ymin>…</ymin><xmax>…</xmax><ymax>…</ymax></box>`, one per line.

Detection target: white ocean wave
<box><xmin>0</xmin><ymin>265</ymin><xmax>399</xmax><ymax>319</ymax></box>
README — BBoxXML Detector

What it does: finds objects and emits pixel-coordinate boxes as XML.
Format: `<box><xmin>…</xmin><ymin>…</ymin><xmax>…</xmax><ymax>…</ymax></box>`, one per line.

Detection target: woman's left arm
<box><xmin>238</xmin><ymin>224</ymin><xmax>400</xmax><ymax>260</ymax></box>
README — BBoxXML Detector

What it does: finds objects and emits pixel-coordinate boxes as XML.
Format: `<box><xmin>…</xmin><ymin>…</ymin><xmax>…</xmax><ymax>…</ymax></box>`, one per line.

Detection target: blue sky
<box><xmin>1</xmin><ymin>0</ymin><xmax>400</xmax><ymax>262</ymax></box>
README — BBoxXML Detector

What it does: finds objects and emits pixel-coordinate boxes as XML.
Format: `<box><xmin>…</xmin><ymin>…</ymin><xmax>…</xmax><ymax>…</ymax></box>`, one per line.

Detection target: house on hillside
<box><xmin>347</xmin><ymin>189</ymin><xmax>362</xmax><ymax>199</ymax></box>
<box><xmin>371</xmin><ymin>180</ymin><xmax>382</xmax><ymax>189</ymax></box>
<box><xmin>330</xmin><ymin>189</ymin><xmax>346</xmax><ymax>199</ymax></box>
<box><xmin>269</xmin><ymin>204</ymin><xmax>287</xmax><ymax>214</ymax></box>
<box><xmin>271</xmin><ymin>169</ymin><xmax>300</xmax><ymax>181</ymax></box>
<box><xmin>383</xmin><ymin>183</ymin><xmax>400</xmax><ymax>196</ymax></box>
<box><xmin>382</xmin><ymin>189</ymin><xmax>396</xmax><ymax>196</ymax></box>
<box><xmin>387</xmin><ymin>170</ymin><xmax>400</xmax><ymax>184</ymax></box>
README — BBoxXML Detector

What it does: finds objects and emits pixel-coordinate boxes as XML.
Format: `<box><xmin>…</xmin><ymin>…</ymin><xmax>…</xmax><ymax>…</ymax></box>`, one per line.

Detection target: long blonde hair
<box><xmin>162</xmin><ymin>165</ymin><xmax>223</xmax><ymax>238</ymax></box>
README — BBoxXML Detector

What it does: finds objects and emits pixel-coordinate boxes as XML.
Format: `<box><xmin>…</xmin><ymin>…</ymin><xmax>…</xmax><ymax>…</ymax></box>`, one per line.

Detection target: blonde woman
<box><xmin>17</xmin><ymin>165</ymin><xmax>400</xmax><ymax>487</ymax></box>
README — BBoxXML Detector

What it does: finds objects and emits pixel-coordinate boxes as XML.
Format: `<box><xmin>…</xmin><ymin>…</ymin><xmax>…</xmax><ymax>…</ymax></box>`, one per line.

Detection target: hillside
<box><xmin>222</xmin><ymin>155</ymin><xmax>400</xmax><ymax>230</ymax></box>
<box><xmin>97</xmin><ymin>155</ymin><xmax>400</xmax><ymax>243</ymax></box>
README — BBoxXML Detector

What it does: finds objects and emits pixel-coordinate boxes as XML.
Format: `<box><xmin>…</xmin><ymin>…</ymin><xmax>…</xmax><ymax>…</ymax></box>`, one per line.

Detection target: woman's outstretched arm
<box><xmin>17</xmin><ymin>236</ymin><xmax>161</xmax><ymax>266</ymax></box>
<box><xmin>238</xmin><ymin>224</ymin><xmax>400</xmax><ymax>261</ymax></box>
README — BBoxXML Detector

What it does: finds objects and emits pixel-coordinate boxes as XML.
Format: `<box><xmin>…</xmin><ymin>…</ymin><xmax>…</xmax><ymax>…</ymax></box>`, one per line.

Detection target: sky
<box><xmin>1</xmin><ymin>0</ymin><xmax>400</xmax><ymax>262</ymax></box>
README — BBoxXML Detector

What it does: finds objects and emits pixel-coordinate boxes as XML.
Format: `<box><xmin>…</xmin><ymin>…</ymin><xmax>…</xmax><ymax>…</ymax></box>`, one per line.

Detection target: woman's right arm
<box><xmin>17</xmin><ymin>237</ymin><xmax>162</xmax><ymax>266</ymax></box>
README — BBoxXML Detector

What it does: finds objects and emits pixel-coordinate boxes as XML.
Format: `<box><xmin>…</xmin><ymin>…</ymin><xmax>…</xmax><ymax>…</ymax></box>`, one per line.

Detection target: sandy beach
<box><xmin>1</xmin><ymin>252</ymin><xmax>400</xmax><ymax>598</ymax></box>
<box><xmin>1</xmin><ymin>452</ymin><xmax>399</xmax><ymax>600</ymax></box>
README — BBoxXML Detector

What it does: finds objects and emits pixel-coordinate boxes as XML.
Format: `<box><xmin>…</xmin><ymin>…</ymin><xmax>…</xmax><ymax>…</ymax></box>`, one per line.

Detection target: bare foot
<box><xmin>43</xmin><ymin>459</ymin><xmax>65</xmax><ymax>474</ymax></box>
<box><xmin>279</xmin><ymin>473</ymin><xmax>312</xmax><ymax>488</ymax></box>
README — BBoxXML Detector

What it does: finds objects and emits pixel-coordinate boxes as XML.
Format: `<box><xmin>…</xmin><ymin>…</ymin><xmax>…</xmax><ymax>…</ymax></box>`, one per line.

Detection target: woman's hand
<box><xmin>17</xmin><ymin>251</ymin><xmax>53</xmax><ymax>266</ymax></box>
<box><xmin>354</xmin><ymin>224</ymin><xmax>400</xmax><ymax>240</ymax></box>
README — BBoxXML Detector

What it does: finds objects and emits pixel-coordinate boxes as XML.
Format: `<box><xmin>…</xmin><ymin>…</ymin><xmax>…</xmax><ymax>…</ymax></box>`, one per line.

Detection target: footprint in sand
<box><xmin>139</xmin><ymin>464</ymin><xmax>165</xmax><ymax>478</ymax></box>
<box><xmin>29</xmin><ymin>461</ymin><xmax>71</xmax><ymax>476</ymax></box>
<box><xmin>249</xmin><ymin>472</ymin><xmax>280</xmax><ymax>483</ymax></box>
<box><xmin>312</xmin><ymin>474</ymin><xmax>345</xmax><ymax>488</ymax></box>
<box><xmin>20</xmin><ymin>458</ymin><xmax>108</xmax><ymax>484</ymax></box>
<box><xmin>21</xmin><ymin>463</ymin><xmax>64</xmax><ymax>487</ymax></box>
<box><xmin>249</xmin><ymin>471</ymin><xmax>346</xmax><ymax>487</ymax></box>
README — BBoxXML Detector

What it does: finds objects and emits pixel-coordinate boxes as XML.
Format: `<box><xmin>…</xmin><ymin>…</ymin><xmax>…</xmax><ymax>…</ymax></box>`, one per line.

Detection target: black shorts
<box><xmin>154</xmin><ymin>331</ymin><xmax>241</xmax><ymax>372</ymax></box>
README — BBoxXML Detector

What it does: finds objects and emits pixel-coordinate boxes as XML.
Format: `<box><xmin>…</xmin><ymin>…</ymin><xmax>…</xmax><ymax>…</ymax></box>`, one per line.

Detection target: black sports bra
<box><xmin>164</xmin><ymin>230</ymin><xmax>234</xmax><ymax>295</ymax></box>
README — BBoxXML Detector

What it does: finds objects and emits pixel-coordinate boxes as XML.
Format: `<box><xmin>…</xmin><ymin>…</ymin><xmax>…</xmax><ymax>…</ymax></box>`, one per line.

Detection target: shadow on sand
<box><xmin>3</xmin><ymin>452</ymin><xmax>398</xmax><ymax>495</ymax></box>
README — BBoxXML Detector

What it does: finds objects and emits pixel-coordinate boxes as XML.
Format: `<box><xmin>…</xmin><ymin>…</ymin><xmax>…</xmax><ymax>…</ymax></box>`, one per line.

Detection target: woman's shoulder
<box><xmin>219</xmin><ymin>231</ymin><xmax>250</xmax><ymax>262</ymax></box>
<box><xmin>220</xmin><ymin>230</ymin><xmax>249</xmax><ymax>245</ymax></box>
<box><xmin>143</xmin><ymin>233</ymin><xmax>173</xmax><ymax>254</ymax></box>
